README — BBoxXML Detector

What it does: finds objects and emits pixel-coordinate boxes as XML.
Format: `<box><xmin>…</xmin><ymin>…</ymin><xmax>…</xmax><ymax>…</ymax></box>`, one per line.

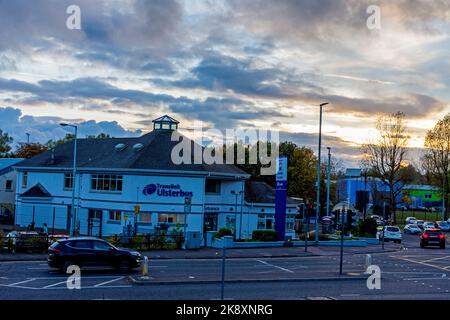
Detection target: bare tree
<box><xmin>422</xmin><ymin>114</ymin><xmax>450</xmax><ymax>220</ymax></box>
<box><xmin>362</xmin><ymin>112</ymin><xmax>409</xmax><ymax>223</ymax></box>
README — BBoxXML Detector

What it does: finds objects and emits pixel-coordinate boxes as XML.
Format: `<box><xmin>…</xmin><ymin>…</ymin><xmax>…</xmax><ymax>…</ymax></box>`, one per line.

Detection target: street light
<box><xmin>315</xmin><ymin>102</ymin><xmax>329</xmax><ymax>244</ymax></box>
<box><xmin>231</xmin><ymin>190</ymin><xmax>244</xmax><ymax>240</ymax></box>
<box><xmin>60</xmin><ymin>123</ymin><xmax>78</xmax><ymax>236</ymax></box>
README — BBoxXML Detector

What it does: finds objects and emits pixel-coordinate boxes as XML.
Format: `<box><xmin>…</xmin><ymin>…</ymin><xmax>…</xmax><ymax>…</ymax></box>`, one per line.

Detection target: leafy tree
<box><xmin>45</xmin><ymin>133</ymin><xmax>75</xmax><ymax>149</ymax></box>
<box><xmin>86</xmin><ymin>133</ymin><xmax>111</xmax><ymax>139</ymax></box>
<box><xmin>0</xmin><ymin>129</ymin><xmax>13</xmax><ymax>157</ymax></box>
<box><xmin>362</xmin><ymin>112</ymin><xmax>409</xmax><ymax>223</ymax></box>
<box><xmin>422</xmin><ymin>114</ymin><xmax>450</xmax><ymax>220</ymax></box>
<box><xmin>13</xmin><ymin>142</ymin><xmax>48</xmax><ymax>159</ymax></box>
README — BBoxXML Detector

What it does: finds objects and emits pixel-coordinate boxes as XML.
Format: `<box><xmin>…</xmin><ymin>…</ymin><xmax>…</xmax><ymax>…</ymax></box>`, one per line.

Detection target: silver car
<box><xmin>437</xmin><ymin>221</ymin><xmax>450</xmax><ymax>232</ymax></box>
<box><xmin>403</xmin><ymin>224</ymin><xmax>422</xmax><ymax>234</ymax></box>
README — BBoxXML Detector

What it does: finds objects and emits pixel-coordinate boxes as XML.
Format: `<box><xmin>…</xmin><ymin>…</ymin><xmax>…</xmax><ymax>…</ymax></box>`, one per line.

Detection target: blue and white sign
<box><xmin>142</xmin><ymin>183</ymin><xmax>193</xmax><ymax>198</ymax></box>
<box><xmin>275</xmin><ymin>156</ymin><xmax>288</xmax><ymax>241</ymax></box>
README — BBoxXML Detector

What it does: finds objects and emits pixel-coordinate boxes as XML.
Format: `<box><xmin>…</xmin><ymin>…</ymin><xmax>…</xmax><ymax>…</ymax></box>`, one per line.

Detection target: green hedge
<box><xmin>252</xmin><ymin>230</ymin><xmax>278</xmax><ymax>242</ymax></box>
<box><xmin>214</xmin><ymin>227</ymin><xmax>233</xmax><ymax>239</ymax></box>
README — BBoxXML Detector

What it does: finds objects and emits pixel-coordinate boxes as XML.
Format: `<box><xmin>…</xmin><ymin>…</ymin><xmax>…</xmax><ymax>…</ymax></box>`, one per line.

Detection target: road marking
<box><xmin>422</xmin><ymin>256</ymin><xmax>450</xmax><ymax>263</ymax></box>
<box><xmin>8</xmin><ymin>279</ymin><xmax>36</xmax><ymax>286</ymax></box>
<box><xmin>94</xmin><ymin>276</ymin><xmax>125</xmax><ymax>287</ymax></box>
<box><xmin>392</xmin><ymin>256</ymin><xmax>450</xmax><ymax>272</ymax></box>
<box><xmin>255</xmin><ymin>259</ymin><xmax>294</xmax><ymax>273</ymax></box>
<box><xmin>27</xmin><ymin>267</ymin><xmax>49</xmax><ymax>270</ymax></box>
<box><xmin>43</xmin><ymin>280</ymin><xmax>74</xmax><ymax>289</ymax></box>
<box><xmin>340</xmin><ymin>294</ymin><xmax>360</xmax><ymax>297</ymax></box>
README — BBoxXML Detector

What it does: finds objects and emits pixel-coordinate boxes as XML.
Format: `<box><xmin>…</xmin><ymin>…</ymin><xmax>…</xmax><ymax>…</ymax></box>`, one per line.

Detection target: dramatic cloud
<box><xmin>0</xmin><ymin>0</ymin><xmax>449</xmax><ymax>165</ymax></box>
<box><xmin>0</xmin><ymin>107</ymin><xmax>141</xmax><ymax>146</ymax></box>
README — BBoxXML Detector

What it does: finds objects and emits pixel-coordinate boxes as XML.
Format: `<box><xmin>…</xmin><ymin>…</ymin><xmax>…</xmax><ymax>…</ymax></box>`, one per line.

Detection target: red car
<box><xmin>420</xmin><ymin>229</ymin><xmax>446</xmax><ymax>249</ymax></box>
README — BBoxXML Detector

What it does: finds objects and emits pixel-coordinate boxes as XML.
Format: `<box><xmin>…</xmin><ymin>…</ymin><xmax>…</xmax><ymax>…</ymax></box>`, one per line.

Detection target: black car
<box><xmin>47</xmin><ymin>237</ymin><xmax>142</xmax><ymax>272</ymax></box>
<box><xmin>420</xmin><ymin>229</ymin><xmax>446</xmax><ymax>249</ymax></box>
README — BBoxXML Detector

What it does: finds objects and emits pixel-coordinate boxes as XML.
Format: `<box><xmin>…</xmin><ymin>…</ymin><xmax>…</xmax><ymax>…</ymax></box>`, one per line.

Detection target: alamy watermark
<box><xmin>66</xmin><ymin>265</ymin><xmax>81</xmax><ymax>290</ymax></box>
<box><xmin>66</xmin><ymin>5</ymin><xmax>81</xmax><ymax>30</ymax></box>
<box><xmin>170</xmin><ymin>121</ymin><xmax>279</xmax><ymax>176</ymax></box>
<box><xmin>365</xmin><ymin>265</ymin><xmax>381</xmax><ymax>290</ymax></box>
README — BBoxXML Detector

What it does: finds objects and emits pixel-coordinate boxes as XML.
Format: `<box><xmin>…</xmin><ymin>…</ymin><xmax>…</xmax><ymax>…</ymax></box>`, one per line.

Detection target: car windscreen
<box><xmin>386</xmin><ymin>227</ymin><xmax>399</xmax><ymax>232</ymax></box>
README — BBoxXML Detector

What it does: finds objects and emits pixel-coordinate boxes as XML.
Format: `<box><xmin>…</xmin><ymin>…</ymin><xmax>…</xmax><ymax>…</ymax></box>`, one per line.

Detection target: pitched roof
<box><xmin>16</xmin><ymin>130</ymin><xmax>248</xmax><ymax>176</ymax></box>
<box><xmin>20</xmin><ymin>183</ymin><xmax>52</xmax><ymax>198</ymax></box>
<box><xmin>152</xmin><ymin>115</ymin><xmax>179</xmax><ymax>124</ymax></box>
<box><xmin>244</xmin><ymin>180</ymin><xmax>299</xmax><ymax>205</ymax></box>
<box><xmin>0</xmin><ymin>158</ymin><xmax>25</xmax><ymax>175</ymax></box>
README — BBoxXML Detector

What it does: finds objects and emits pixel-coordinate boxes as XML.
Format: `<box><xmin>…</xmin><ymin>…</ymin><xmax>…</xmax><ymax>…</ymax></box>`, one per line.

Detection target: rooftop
<box><xmin>16</xmin><ymin>116</ymin><xmax>248</xmax><ymax>177</ymax></box>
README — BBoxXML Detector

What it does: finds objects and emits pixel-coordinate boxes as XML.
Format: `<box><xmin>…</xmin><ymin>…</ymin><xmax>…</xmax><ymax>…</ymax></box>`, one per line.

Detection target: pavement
<box><xmin>0</xmin><ymin>241</ymin><xmax>398</xmax><ymax>262</ymax></box>
<box><xmin>3</xmin><ymin>234</ymin><xmax>450</xmax><ymax>299</ymax></box>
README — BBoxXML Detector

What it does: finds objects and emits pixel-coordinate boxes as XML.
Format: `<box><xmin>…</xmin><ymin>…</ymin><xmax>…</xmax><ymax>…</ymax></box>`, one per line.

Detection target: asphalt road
<box><xmin>2</xmin><ymin>233</ymin><xmax>450</xmax><ymax>300</ymax></box>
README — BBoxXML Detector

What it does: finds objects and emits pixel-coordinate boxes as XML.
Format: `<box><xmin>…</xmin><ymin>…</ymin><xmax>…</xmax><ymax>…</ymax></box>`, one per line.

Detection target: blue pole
<box><xmin>326</xmin><ymin>147</ymin><xmax>331</xmax><ymax>217</ymax></box>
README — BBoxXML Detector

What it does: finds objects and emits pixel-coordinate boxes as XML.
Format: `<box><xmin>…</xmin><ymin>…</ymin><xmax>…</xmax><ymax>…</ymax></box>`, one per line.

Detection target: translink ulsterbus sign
<box><xmin>142</xmin><ymin>183</ymin><xmax>194</xmax><ymax>198</ymax></box>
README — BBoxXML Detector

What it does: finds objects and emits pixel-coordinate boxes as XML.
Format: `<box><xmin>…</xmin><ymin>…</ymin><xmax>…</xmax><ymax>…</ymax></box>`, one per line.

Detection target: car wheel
<box><xmin>440</xmin><ymin>244</ymin><xmax>446</xmax><ymax>249</ymax></box>
<box><xmin>63</xmin><ymin>260</ymin><xmax>75</xmax><ymax>273</ymax></box>
<box><xmin>117</xmin><ymin>260</ymin><xmax>131</xmax><ymax>273</ymax></box>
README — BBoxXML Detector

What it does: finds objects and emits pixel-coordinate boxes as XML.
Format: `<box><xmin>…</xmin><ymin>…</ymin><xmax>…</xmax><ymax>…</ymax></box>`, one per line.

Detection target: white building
<box><xmin>0</xmin><ymin>158</ymin><xmax>24</xmax><ymax>218</ymax></box>
<box><xmin>13</xmin><ymin>116</ymin><xmax>298</xmax><ymax>243</ymax></box>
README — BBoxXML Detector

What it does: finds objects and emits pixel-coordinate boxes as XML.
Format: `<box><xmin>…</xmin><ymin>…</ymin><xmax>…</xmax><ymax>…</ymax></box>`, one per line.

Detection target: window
<box><xmin>93</xmin><ymin>241</ymin><xmax>112</xmax><ymax>251</ymax></box>
<box><xmin>225</xmin><ymin>215</ymin><xmax>236</xmax><ymax>229</ymax></box>
<box><xmin>91</xmin><ymin>174</ymin><xmax>123</xmax><ymax>192</ymax></box>
<box><xmin>205</xmin><ymin>179</ymin><xmax>221</xmax><ymax>194</ymax></box>
<box><xmin>109</xmin><ymin>210</ymin><xmax>121</xmax><ymax>221</ymax></box>
<box><xmin>139</xmin><ymin>212</ymin><xmax>152</xmax><ymax>223</ymax></box>
<box><xmin>22</xmin><ymin>172</ymin><xmax>28</xmax><ymax>188</ymax></box>
<box><xmin>5</xmin><ymin>180</ymin><xmax>12</xmax><ymax>191</ymax></box>
<box><xmin>88</xmin><ymin>209</ymin><xmax>102</xmax><ymax>220</ymax></box>
<box><xmin>158</xmin><ymin>213</ymin><xmax>183</xmax><ymax>224</ymax></box>
<box><xmin>64</xmin><ymin>173</ymin><xmax>73</xmax><ymax>189</ymax></box>
<box><xmin>257</xmin><ymin>214</ymin><xmax>274</xmax><ymax>230</ymax></box>
<box><xmin>69</xmin><ymin>240</ymin><xmax>92</xmax><ymax>249</ymax></box>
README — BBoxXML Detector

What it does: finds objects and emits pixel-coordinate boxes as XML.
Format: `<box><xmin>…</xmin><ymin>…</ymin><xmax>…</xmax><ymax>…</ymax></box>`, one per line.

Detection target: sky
<box><xmin>0</xmin><ymin>0</ymin><xmax>449</xmax><ymax>166</ymax></box>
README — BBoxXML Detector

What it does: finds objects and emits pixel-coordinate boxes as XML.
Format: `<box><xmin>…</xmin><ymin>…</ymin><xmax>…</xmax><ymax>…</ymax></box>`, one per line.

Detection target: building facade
<box><xmin>0</xmin><ymin>158</ymin><xmax>24</xmax><ymax>220</ymax></box>
<box><xmin>13</xmin><ymin>116</ymin><xmax>298</xmax><ymax>242</ymax></box>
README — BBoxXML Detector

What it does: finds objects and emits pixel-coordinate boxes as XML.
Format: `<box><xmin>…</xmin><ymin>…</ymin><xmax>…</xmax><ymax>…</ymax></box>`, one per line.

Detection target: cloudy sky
<box><xmin>0</xmin><ymin>0</ymin><xmax>449</xmax><ymax>165</ymax></box>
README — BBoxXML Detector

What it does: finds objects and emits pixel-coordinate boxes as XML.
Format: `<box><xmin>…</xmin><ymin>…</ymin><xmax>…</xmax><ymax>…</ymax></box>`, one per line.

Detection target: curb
<box><xmin>0</xmin><ymin>253</ymin><xmax>317</xmax><ymax>262</ymax></box>
<box><xmin>128</xmin><ymin>275</ymin><xmax>367</xmax><ymax>286</ymax></box>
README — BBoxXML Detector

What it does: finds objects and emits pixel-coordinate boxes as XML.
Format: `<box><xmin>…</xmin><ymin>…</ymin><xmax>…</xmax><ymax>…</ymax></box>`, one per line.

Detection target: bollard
<box><xmin>141</xmin><ymin>256</ymin><xmax>149</xmax><ymax>279</ymax></box>
<box><xmin>365</xmin><ymin>254</ymin><xmax>372</xmax><ymax>272</ymax></box>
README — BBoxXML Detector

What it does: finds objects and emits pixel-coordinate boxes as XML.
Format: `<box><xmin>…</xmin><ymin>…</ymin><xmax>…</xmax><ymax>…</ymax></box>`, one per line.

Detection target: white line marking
<box><xmin>8</xmin><ymin>279</ymin><xmax>36</xmax><ymax>286</ymax></box>
<box><xmin>392</xmin><ymin>256</ymin><xmax>450</xmax><ymax>272</ymax></box>
<box><xmin>255</xmin><ymin>259</ymin><xmax>294</xmax><ymax>273</ymax></box>
<box><xmin>94</xmin><ymin>277</ymin><xmax>125</xmax><ymax>287</ymax></box>
<box><xmin>422</xmin><ymin>256</ymin><xmax>450</xmax><ymax>263</ymax></box>
<box><xmin>43</xmin><ymin>280</ymin><xmax>72</xmax><ymax>289</ymax></box>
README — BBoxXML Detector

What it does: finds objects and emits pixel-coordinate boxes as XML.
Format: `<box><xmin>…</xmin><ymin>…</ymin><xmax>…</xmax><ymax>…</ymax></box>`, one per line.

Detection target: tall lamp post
<box><xmin>315</xmin><ymin>102</ymin><xmax>329</xmax><ymax>244</ymax></box>
<box><xmin>231</xmin><ymin>190</ymin><xmax>244</xmax><ymax>240</ymax></box>
<box><xmin>60</xmin><ymin>123</ymin><xmax>78</xmax><ymax>236</ymax></box>
<box><xmin>326</xmin><ymin>147</ymin><xmax>331</xmax><ymax>217</ymax></box>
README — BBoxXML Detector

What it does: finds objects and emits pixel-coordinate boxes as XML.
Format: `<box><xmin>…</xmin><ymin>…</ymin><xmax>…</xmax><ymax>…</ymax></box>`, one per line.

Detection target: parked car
<box><xmin>437</xmin><ymin>221</ymin><xmax>450</xmax><ymax>232</ymax></box>
<box><xmin>378</xmin><ymin>226</ymin><xmax>402</xmax><ymax>244</ymax></box>
<box><xmin>48</xmin><ymin>234</ymin><xmax>70</xmax><ymax>245</ymax></box>
<box><xmin>420</xmin><ymin>229</ymin><xmax>446</xmax><ymax>249</ymax></box>
<box><xmin>423</xmin><ymin>221</ymin><xmax>437</xmax><ymax>230</ymax></box>
<box><xmin>404</xmin><ymin>224</ymin><xmax>422</xmax><ymax>235</ymax></box>
<box><xmin>405</xmin><ymin>217</ymin><xmax>417</xmax><ymax>224</ymax></box>
<box><xmin>47</xmin><ymin>237</ymin><xmax>142</xmax><ymax>272</ymax></box>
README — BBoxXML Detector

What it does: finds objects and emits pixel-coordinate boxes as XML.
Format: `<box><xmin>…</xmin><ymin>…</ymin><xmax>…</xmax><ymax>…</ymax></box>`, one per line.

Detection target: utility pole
<box><xmin>315</xmin><ymin>102</ymin><xmax>329</xmax><ymax>244</ymax></box>
<box><xmin>326</xmin><ymin>147</ymin><xmax>331</xmax><ymax>217</ymax></box>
